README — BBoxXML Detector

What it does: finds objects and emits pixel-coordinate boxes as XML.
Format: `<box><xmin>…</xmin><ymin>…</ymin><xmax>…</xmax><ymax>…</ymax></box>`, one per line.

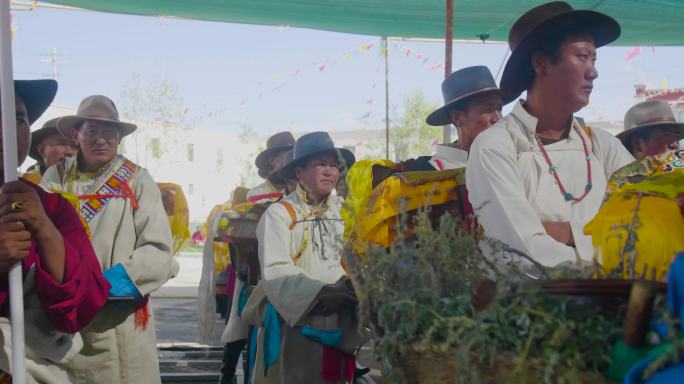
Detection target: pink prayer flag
<box><xmin>624</xmin><ymin>46</ymin><xmax>641</xmax><ymax>61</ymax></box>
<box><xmin>294</xmin><ymin>69</ymin><xmax>301</xmax><ymax>76</ymax></box>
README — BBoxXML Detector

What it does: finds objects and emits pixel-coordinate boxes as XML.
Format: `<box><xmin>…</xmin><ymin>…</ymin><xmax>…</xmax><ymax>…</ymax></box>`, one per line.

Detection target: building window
<box><xmin>187</xmin><ymin>143</ymin><xmax>194</xmax><ymax>162</ymax></box>
<box><xmin>188</xmin><ymin>184</ymin><xmax>194</xmax><ymax>195</ymax></box>
<box><xmin>216</xmin><ymin>148</ymin><xmax>224</xmax><ymax>167</ymax></box>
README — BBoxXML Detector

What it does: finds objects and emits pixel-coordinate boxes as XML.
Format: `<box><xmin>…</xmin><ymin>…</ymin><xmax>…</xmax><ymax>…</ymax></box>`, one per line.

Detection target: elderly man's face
<box><xmin>37</xmin><ymin>132</ymin><xmax>78</xmax><ymax>168</ymax></box>
<box><xmin>295</xmin><ymin>152</ymin><xmax>340</xmax><ymax>199</ymax></box>
<box><xmin>0</xmin><ymin>96</ymin><xmax>31</xmax><ymax>174</ymax></box>
<box><xmin>631</xmin><ymin>126</ymin><xmax>681</xmax><ymax>160</ymax></box>
<box><xmin>73</xmin><ymin>120</ymin><xmax>120</xmax><ymax>169</ymax></box>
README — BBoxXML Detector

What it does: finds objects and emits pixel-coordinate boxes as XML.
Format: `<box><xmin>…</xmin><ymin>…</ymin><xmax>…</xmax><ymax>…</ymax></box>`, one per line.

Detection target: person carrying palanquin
<box><xmin>425</xmin><ymin>65</ymin><xmax>503</xmax><ymax>170</ymax></box>
<box><xmin>617</xmin><ymin>99</ymin><xmax>684</xmax><ymax>161</ymax></box>
<box><xmin>466</xmin><ymin>1</ymin><xmax>635</xmax><ymax>268</ymax></box>
<box><xmin>242</xmin><ymin>131</ymin><xmax>364</xmax><ymax>384</ymax></box>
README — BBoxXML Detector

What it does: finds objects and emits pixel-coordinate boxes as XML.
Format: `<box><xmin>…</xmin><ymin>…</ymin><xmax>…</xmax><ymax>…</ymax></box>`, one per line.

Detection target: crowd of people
<box><xmin>0</xmin><ymin>1</ymin><xmax>682</xmax><ymax>383</ymax></box>
<box><xmin>0</xmin><ymin>85</ymin><xmax>178</xmax><ymax>382</ymax></box>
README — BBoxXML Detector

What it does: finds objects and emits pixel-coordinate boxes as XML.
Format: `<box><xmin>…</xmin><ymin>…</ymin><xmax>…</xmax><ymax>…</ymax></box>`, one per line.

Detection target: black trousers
<box><xmin>219</xmin><ymin>339</ymin><xmax>247</xmax><ymax>384</ymax></box>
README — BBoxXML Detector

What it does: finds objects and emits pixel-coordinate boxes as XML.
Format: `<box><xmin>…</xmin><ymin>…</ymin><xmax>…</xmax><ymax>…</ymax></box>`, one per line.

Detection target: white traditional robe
<box><xmin>429</xmin><ymin>143</ymin><xmax>468</xmax><ymax>170</ymax></box>
<box><xmin>221</xmin><ymin>182</ymin><xmax>284</xmax><ymax>344</ymax></box>
<box><xmin>466</xmin><ymin>101</ymin><xmax>634</xmax><ymax>267</ymax></box>
<box><xmin>245</xmin><ymin>186</ymin><xmax>357</xmax><ymax>384</ymax></box>
<box><xmin>41</xmin><ymin>155</ymin><xmax>178</xmax><ymax>384</ymax></box>
<box><xmin>198</xmin><ymin>203</ymin><xmax>229</xmax><ymax>343</ymax></box>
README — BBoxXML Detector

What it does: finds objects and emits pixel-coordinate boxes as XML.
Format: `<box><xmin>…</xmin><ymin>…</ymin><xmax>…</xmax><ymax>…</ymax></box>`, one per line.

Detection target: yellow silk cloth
<box><xmin>349</xmin><ymin>168</ymin><xmax>466</xmax><ymax>255</ymax></box>
<box><xmin>158</xmin><ymin>182</ymin><xmax>191</xmax><ymax>255</ymax></box>
<box><xmin>584</xmin><ymin>150</ymin><xmax>684</xmax><ymax>280</ymax></box>
<box><xmin>204</xmin><ymin>203</ymin><xmax>232</xmax><ymax>273</ymax></box>
<box><xmin>341</xmin><ymin>159</ymin><xmax>398</xmax><ymax>240</ymax></box>
<box><xmin>21</xmin><ymin>171</ymin><xmax>42</xmax><ymax>185</ymax></box>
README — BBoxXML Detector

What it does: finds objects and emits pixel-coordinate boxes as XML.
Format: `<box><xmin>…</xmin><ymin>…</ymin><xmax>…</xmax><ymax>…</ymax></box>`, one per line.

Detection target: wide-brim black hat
<box><xmin>278</xmin><ymin>131</ymin><xmax>355</xmax><ymax>181</ymax></box>
<box><xmin>500</xmin><ymin>1</ymin><xmax>621</xmax><ymax>104</ymax></box>
<box><xmin>255</xmin><ymin>131</ymin><xmax>296</xmax><ymax>179</ymax></box>
<box><xmin>426</xmin><ymin>66</ymin><xmax>502</xmax><ymax>126</ymax></box>
<box><xmin>29</xmin><ymin>117</ymin><xmax>61</xmax><ymax>161</ymax></box>
<box><xmin>14</xmin><ymin>79</ymin><xmax>58</xmax><ymax>125</ymax></box>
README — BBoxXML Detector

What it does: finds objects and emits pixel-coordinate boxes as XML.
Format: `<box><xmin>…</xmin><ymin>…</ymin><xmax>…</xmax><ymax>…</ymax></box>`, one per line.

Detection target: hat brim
<box><xmin>14</xmin><ymin>79</ymin><xmax>58</xmax><ymax>125</ymax></box>
<box><xmin>255</xmin><ymin>145</ymin><xmax>294</xmax><ymax>178</ymax></box>
<box><xmin>426</xmin><ymin>88</ymin><xmax>502</xmax><ymax>126</ymax></box>
<box><xmin>28</xmin><ymin>125</ymin><xmax>60</xmax><ymax>162</ymax></box>
<box><xmin>616</xmin><ymin>122</ymin><xmax>684</xmax><ymax>145</ymax></box>
<box><xmin>278</xmin><ymin>148</ymin><xmax>355</xmax><ymax>181</ymax></box>
<box><xmin>56</xmin><ymin>115</ymin><xmax>137</xmax><ymax>140</ymax></box>
<box><xmin>500</xmin><ymin>10</ymin><xmax>621</xmax><ymax>104</ymax></box>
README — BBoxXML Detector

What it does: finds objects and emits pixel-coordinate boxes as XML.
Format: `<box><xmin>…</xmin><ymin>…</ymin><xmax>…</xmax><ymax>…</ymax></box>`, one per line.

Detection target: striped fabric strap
<box><xmin>79</xmin><ymin>159</ymin><xmax>139</xmax><ymax>223</ymax></box>
<box><xmin>433</xmin><ymin>159</ymin><xmax>444</xmax><ymax>170</ymax></box>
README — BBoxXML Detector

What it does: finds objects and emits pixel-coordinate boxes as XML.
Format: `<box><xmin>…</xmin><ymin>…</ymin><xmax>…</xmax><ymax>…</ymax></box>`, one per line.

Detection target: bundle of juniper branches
<box><xmin>343</xmin><ymin>210</ymin><xmax>640</xmax><ymax>383</ymax></box>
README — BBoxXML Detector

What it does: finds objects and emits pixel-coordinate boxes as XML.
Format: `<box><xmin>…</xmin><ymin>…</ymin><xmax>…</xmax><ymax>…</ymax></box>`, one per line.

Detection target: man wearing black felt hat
<box><xmin>466</xmin><ymin>2</ymin><xmax>634</xmax><ymax>268</ymax></box>
<box><xmin>245</xmin><ymin>131</ymin><xmax>295</xmax><ymax>203</ymax></box>
<box><xmin>425</xmin><ymin>65</ymin><xmax>503</xmax><ymax>170</ymax></box>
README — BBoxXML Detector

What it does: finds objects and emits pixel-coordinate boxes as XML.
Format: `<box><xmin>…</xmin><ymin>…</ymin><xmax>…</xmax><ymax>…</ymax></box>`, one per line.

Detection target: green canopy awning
<box><xmin>46</xmin><ymin>0</ymin><xmax>682</xmax><ymax>45</ymax></box>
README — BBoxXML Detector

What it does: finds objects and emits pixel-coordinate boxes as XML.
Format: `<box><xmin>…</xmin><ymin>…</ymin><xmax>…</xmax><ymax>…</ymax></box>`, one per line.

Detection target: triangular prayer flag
<box><xmin>624</xmin><ymin>46</ymin><xmax>641</xmax><ymax>61</ymax></box>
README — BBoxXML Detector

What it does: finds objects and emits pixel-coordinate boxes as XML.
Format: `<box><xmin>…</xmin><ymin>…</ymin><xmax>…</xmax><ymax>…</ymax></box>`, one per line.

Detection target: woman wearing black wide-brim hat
<box><xmin>466</xmin><ymin>2</ymin><xmax>635</xmax><ymax>269</ymax></box>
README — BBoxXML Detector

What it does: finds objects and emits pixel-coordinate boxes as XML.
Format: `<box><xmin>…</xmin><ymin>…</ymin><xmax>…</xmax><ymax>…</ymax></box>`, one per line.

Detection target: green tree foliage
<box><xmin>388</xmin><ymin>90</ymin><xmax>441</xmax><ymax>161</ymax></box>
<box><xmin>118</xmin><ymin>73</ymin><xmax>189</xmax><ymax>169</ymax></box>
<box><xmin>237</xmin><ymin>123</ymin><xmax>263</xmax><ymax>187</ymax></box>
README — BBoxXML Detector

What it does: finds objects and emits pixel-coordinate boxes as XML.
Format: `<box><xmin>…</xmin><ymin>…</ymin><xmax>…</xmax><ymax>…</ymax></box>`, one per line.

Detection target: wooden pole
<box><xmin>383</xmin><ymin>36</ymin><xmax>390</xmax><ymax>160</ymax></box>
<box><xmin>443</xmin><ymin>0</ymin><xmax>454</xmax><ymax>144</ymax></box>
<box><xmin>0</xmin><ymin>1</ymin><xmax>26</xmax><ymax>382</ymax></box>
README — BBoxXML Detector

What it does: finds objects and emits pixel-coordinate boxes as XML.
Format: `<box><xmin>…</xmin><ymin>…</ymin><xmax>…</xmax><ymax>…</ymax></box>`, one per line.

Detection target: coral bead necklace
<box><xmin>534</xmin><ymin>122</ymin><xmax>593</xmax><ymax>203</ymax></box>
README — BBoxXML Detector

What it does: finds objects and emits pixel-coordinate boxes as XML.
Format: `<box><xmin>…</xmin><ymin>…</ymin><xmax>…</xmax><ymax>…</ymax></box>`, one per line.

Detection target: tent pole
<box><xmin>443</xmin><ymin>0</ymin><xmax>454</xmax><ymax>144</ymax></box>
<box><xmin>383</xmin><ymin>36</ymin><xmax>390</xmax><ymax>160</ymax></box>
<box><xmin>0</xmin><ymin>1</ymin><xmax>26</xmax><ymax>383</ymax></box>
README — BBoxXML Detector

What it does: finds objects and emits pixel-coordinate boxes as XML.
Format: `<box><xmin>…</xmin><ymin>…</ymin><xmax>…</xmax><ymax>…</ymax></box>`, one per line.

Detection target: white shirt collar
<box><xmin>434</xmin><ymin>144</ymin><xmax>468</xmax><ymax>164</ymax></box>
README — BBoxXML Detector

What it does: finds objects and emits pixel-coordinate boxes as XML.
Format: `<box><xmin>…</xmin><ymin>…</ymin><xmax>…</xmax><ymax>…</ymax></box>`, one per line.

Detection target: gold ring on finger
<box><xmin>10</xmin><ymin>201</ymin><xmax>25</xmax><ymax>212</ymax></box>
